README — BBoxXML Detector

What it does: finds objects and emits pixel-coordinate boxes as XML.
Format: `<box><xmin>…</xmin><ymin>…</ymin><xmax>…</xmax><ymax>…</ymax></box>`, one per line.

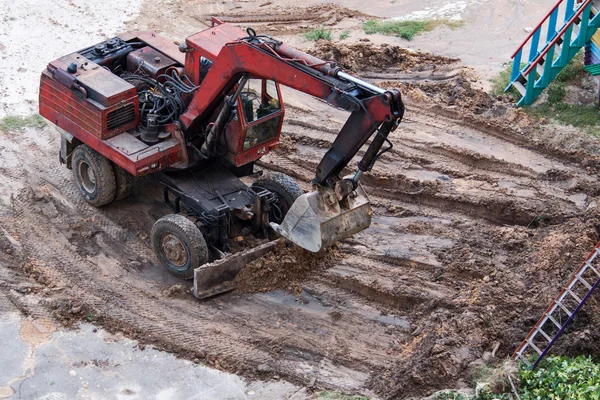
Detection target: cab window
<box><xmin>240</xmin><ymin>79</ymin><xmax>280</xmax><ymax>123</ymax></box>
<box><xmin>241</xmin><ymin>79</ymin><xmax>281</xmax><ymax>150</ymax></box>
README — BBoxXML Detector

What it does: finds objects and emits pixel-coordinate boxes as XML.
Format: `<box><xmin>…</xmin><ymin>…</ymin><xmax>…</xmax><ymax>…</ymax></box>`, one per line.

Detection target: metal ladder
<box><xmin>506</xmin><ymin>0</ymin><xmax>600</xmax><ymax>106</ymax></box>
<box><xmin>513</xmin><ymin>242</ymin><xmax>600</xmax><ymax>368</ymax></box>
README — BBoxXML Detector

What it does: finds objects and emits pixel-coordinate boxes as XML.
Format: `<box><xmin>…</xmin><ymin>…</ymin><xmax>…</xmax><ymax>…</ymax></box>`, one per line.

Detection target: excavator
<box><xmin>38</xmin><ymin>18</ymin><xmax>404</xmax><ymax>298</ymax></box>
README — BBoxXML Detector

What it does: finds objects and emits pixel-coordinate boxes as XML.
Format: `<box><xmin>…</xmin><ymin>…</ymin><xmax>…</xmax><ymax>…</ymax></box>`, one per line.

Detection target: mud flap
<box><xmin>193</xmin><ymin>240</ymin><xmax>280</xmax><ymax>299</ymax></box>
<box><xmin>270</xmin><ymin>183</ymin><xmax>372</xmax><ymax>253</ymax></box>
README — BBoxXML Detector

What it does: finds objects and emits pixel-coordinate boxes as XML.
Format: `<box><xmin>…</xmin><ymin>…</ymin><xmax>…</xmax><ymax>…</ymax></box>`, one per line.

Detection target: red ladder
<box><xmin>513</xmin><ymin>242</ymin><xmax>600</xmax><ymax>368</ymax></box>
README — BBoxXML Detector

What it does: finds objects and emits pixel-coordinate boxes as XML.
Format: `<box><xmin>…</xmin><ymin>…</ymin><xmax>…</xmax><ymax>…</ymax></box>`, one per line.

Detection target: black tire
<box><xmin>253</xmin><ymin>172</ymin><xmax>303</xmax><ymax>224</ymax></box>
<box><xmin>72</xmin><ymin>144</ymin><xmax>116</xmax><ymax>207</ymax></box>
<box><xmin>151</xmin><ymin>214</ymin><xmax>209</xmax><ymax>280</ymax></box>
<box><xmin>113</xmin><ymin>163</ymin><xmax>135</xmax><ymax>200</ymax></box>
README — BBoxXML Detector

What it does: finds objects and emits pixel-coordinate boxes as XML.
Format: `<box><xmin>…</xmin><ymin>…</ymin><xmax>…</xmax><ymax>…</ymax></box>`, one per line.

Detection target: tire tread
<box><xmin>72</xmin><ymin>144</ymin><xmax>116</xmax><ymax>207</ymax></box>
<box><xmin>151</xmin><ymin>214</ymin><xmax>208</xmax><ymax>280</ymax></box>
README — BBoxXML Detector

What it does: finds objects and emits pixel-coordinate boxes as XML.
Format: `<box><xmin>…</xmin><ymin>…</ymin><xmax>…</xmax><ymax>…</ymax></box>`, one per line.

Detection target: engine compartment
<box><xmin>82</xmin><ymin>37</ymin><xmax>201</xmax><ymax>143</ymax></box>
<box><xmin>43</xmin><ymin>35</ymin><xmax>202</xmax><ymax>145</ymax></box>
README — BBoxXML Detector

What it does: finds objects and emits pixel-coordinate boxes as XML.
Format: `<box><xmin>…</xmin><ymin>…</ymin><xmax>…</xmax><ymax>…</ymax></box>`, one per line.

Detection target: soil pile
<box><xmin>370</xmin><ymin>216</ymin><xmax>600</xmax><ymax>398</ymax></box>
<box><xmin>193</xmin><ymin>4</ymin><xmax>370</xmax><ymax>35</ymax></box>
<box><xmin>369</xmin><ymin>67</ymin><xmax>494</xmax><ymax>117</ymax></box>
<box><xmin>310</xmin><ymin>41</ymin><xmax>459</xmax><ymax>73</ymax></box>
<box><xmin>235</xmin><ymin>241</ymin><xmax>339</xmax><ymax>294</ymax></box>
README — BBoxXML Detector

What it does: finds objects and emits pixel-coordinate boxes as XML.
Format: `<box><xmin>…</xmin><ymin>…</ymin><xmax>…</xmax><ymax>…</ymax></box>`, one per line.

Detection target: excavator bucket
<box><xmin>193</xmin><ymin>240</ymin><xmax>280</xmax><ymax>299</ymax></box>
<box><xmin>271</xmin><ymin>183</ymin><xmax>372</xmax><ymax>253</ymax></box>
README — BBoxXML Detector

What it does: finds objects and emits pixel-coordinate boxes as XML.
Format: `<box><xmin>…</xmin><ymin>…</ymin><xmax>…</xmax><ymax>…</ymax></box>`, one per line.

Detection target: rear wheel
<box><xmin>151</xmin><ymin>214</ymin><xmax>209</xmax><ymax>280</ymax></box>
<box><xmin>72</xmin><ymin>144</ymin><xmax>116</xmax><ymax>207</ymax></box>
<box><xmin>113</xmin><ymin>163</ymin><xmax>135</xmax><ymax>200</ymax></box>
<box><xmin>253</xmin><ymin>172</ymin><xmax>303</xmax><ymax>224</ymax></box>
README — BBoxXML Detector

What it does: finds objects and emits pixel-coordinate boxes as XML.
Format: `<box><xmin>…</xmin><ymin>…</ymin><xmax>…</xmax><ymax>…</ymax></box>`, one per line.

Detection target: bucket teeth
<box><xmin>271</xmin><ymin>182</ymin><xmax>372</xmax><ymax>253</ymax></box>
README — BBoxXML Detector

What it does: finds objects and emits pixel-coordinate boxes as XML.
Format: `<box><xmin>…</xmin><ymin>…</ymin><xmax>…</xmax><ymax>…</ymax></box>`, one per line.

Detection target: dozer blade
<box><xmin>193</xmin><ymin>240</ymin><xmax>280</xmax><ymax>299</ymax></box>
<box><xmin>271</xmin><ymin>182</ymin><xmax>372</xmax><ymax>253</ymax></box>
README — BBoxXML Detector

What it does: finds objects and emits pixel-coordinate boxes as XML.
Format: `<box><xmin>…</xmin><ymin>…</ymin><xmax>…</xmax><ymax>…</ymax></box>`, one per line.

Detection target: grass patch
<box><xmin>304</xmin><ymin>26</ymin><xmax>332</xmax><ymax>41</ymax></box>
<box><xmin>339</xmin><ymin>30</ymin><xmax>350</xmax><ymax>40</ymax></box>
<box><xmin>0</xmin><ymin>114</ymin><xmax>46</xmax><ymax>133</ymax></box>
<box><xmin>363</xmin><ymin>19</ymin><xmax>464</xmax><ymax>40</ymax></box>
<box><xmin>490</xmin><ymin>63</ymin><xmax>518</xmax><ymax>97</ymax></box>
<box><xmin>491</xmin><ymin>51</ymin><xmax>583</xmax><ymax>99</ymax></box>
<box><xmin>474</xmin><ymin>356</ymin><xmax>600</xmax><ymax>400</ymax></box>
<box><xmin>526</xmin><ymin>52</ymin><xmax>598</xmax><ymax>130</ymax></box>
<box><xmin>316</xmin><ymin>392</ymin><xmax>369</xmax><ymax>400</ymax></box>
<box><xmin>527</xmin><ymin>101</ymin><xmax>600</xmax><ymax>130</ymax></box>
<box><xmin>546</xmin><ymin>82</ymin><xmax>567</xmax><ymax>103</ymax></box>
<box><xmin>555</xmin><ymin>50</ymin><xmax>585</xmax><ymax>83</ymax></box>
<box><xmin>494</xmin><ymin>50</ymin><xmax>598</xmax><ymax>132</ymax></box>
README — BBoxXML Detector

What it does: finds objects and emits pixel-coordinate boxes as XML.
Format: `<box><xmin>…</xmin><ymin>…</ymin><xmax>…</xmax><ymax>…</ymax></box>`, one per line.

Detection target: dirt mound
<box><xmin>378</xmin><ymin>69</ymin><xmax>493</xmax><ymax>113</ymax></box>
<box><xmin>310</xmin><ymin>42</ymin><xmax>459</xmax><ymax>73</ymax></box>
<box><xmin>193</xmin><ymin>4</ymin><xmax>371</xmax><ymax>35</ymax></box>
<box><xmin>235</xmin><ymin>241</ymin><xmax>339</xmax><ymax>295</ymax></box>
<box><xmin>370</xmin><ymin>216</ymin><xmax>600</xmax><ymax>398</ymax></box>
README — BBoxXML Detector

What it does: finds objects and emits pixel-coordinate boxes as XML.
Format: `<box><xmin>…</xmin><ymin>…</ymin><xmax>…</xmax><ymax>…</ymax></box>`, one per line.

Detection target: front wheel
<box><xmin>252</xmin><ymin>172</ymin><xmax>303</xmax><ymax>224</ymax></box>
<box><xmin>151</xmin><ymin>214</ymin><xmax>209</xmax><ymax>280</ymax></box>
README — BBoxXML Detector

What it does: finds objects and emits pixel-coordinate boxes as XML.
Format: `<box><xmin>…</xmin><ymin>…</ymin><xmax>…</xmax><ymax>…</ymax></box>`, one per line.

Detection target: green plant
<box><xmin>304</xmin><ymin>26</ymin><xmax>332</xmax><ymax>41</ymax></box>
<box><xmin>316</xmin><ymin>391</ymin><xmax>369</xmax><ymax>400</ymax></box>
<box><xmin>475</xmin><ymin>391</ymin><xmax>511</xmax><ymax>400</ymax></box>
<box><xmin>0</xmin><ymin>114</ymin><xmax>46</xmax><ymax>133</ymax></box>
<box><xmin>474</xmin><ymin>356</ymin><xmax>600</xmax><ymax>399</ymax></box>
<box><xmin>518</xmin><ymin>356</ymin><xmax>600</xmax><ymax>399</ymax></box>
<box><xmin>339</xmin><ymin>30</ymin><xmax>350</xmax><ymax>40</ymax></box>
<box><xmin>547</xmin><ymin>82</ymin><xmax>567</xmax><ymax>103</ymax></box>
<box><xmin>86</xmin><ymin>313</ymin><xmax>94</xmax><ymax>322</ymax></box>
<box><xmin>432</xmin><ymin>391</ymin><xmax>469</xmax><ymax>400</ymax></box>
<box><xmin>555</xmin><ymin>50</ymin><xmax>585</xmax><ymax>83</ymax></box>
<box><xmin>363</xmin><ymin>19</ymin><xmax>463</xmax><ymax>41</ymax></box>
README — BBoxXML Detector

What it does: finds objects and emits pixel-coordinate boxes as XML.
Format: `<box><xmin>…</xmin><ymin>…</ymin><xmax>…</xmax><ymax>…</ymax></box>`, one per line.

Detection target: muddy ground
<box><xmin>2</xmin><ymin>0</ymin><xmax>600</xmax><ymax>399</ymax></box>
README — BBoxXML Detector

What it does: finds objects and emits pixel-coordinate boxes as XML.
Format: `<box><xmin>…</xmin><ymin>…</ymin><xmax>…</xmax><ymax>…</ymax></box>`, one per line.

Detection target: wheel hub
<box><xmin>161</xmin><ymin>234</ymin><xmax>188</xmax><ymax>267</ymax></box>
<box><xmin>78</xmin><ymin>161</ymin><xmax>96</xmax><ymax>194</ymax></box>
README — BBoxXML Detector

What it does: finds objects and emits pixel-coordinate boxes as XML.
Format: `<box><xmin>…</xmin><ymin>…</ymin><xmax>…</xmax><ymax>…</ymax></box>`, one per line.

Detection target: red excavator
<box><xmin>39</xmin><ymin>18</ymin><xmax>404</xmax><ymax>298</ymax></box>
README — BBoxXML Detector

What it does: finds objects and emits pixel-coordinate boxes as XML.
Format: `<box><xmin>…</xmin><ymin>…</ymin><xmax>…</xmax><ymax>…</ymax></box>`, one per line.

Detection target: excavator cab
<box><xmin>223</xmin><ymin>78</ymin><xmax>284</xmax><ymax>167</ymax></box>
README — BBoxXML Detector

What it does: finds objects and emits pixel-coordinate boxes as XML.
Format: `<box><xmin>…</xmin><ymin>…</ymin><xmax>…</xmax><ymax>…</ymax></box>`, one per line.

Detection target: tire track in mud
<box><xmin>7</xmin><ymin>189</ymin><xmax>279</xmax><ymax>369</ymax></box>
<box><xmin>2</xmin><ymin>132</ymin><xmax>280</xmax><ymax>374</ymax></box>
<box><xmin>265</xmin><ymin>114</ymin><xmax>584</xmax><ymax>228</ymax></box>
<box><xmin>3</xmin><ymin>131</ymin><xmax>413</xmax><ymax>390</ymax></box>
<box><xmin>195</xmin><ymin>4</ymin><xmax>373</xmax><ymax>28</ymax></box>
<box><xmin>3</xmin><ymin>93</ymin><xmax>599</xmax><ymax>397</ymax></box>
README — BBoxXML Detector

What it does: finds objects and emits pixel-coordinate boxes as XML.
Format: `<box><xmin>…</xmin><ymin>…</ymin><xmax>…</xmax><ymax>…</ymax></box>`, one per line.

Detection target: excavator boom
<box><xmin>180</xmin><ymin>27</ymin><xmax>404</xmax><ymax>252</ymax></box>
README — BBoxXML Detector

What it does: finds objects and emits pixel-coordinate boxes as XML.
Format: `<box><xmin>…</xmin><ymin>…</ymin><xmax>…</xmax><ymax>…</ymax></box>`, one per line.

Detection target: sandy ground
<box><xmin>0</xmin><ymin>0</ymin><xmax>141</xmax><ymax>118</ymax></box>
<box><xmin>0</xmin><ymin>0</ymin><xmax>558</xmax><ymax>117</ymax></box>
<box><xmin>3</xmin><ymin>0</ymin><xmax>600</xmax><ymax>399</ymax></box>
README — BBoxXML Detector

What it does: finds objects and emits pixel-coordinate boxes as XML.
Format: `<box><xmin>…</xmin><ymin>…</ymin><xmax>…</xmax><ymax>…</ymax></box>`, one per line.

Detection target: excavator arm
<box><xmin>180</xmin><ymin>30</ymin><xmax>405</xmax><ymax>252</ymax></box>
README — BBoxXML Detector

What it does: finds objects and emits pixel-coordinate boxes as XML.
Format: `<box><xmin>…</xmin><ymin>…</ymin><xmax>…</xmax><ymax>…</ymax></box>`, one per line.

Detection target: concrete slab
<box><xmin>0</xmin><ymin>311</ymin><xmax>305</xmax><ymax>400</ymax></box>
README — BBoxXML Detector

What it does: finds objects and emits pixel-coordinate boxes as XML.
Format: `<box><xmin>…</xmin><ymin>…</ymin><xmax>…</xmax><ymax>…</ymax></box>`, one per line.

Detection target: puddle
<box><xmin>0</xmin><ymin>386</ymin><xmax>14</xmax><ymax>399</ymax></box>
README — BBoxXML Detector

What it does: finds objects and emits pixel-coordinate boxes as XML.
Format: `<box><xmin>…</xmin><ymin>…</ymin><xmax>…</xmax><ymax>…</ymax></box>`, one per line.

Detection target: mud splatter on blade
<box><xmin>193</xmin><ymin>240</ymin><xmax>280</xmax><ymax>299</ymax></box>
